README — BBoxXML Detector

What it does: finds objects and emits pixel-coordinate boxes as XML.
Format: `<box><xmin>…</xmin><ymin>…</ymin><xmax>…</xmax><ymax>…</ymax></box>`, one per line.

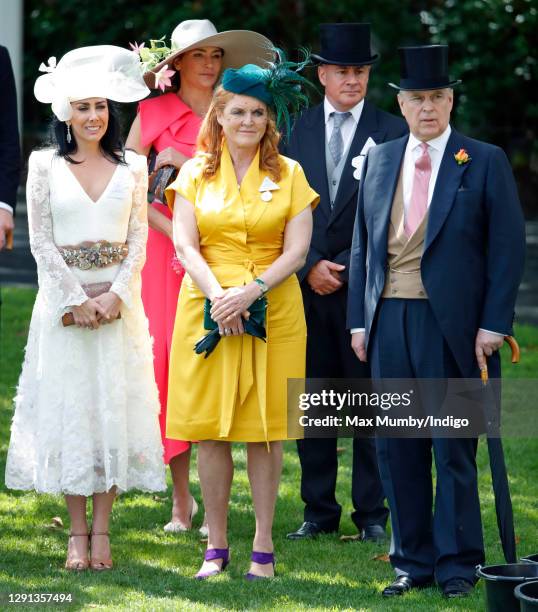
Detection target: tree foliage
<box><xmin>422</xmin><ymin>0</ymin><xmax>537</xmax><ymax>212</ymax></box>
<box><xmin>24</xmin><ymin>0</ymin><xmax>536</xmax><ymax>213</ymax></box>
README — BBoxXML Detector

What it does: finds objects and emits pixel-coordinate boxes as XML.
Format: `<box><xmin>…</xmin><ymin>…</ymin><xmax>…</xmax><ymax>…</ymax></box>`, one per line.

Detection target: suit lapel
<box><xmin>301</xmin><ymin>104</ymin><xmax>331</xmax><ymax>220</ymax></box>
<box><xmin>371</xmin><ymin>137</ymin><xmax>407</xmax><ymax>258</ymax></box>
<box><xmin>424</xmin><ymin>130</ymin><xmax>471</xmax><ymax>252</ymax></box>
<box><xmin>329</xmin><ymin>101</ymin><xmax>382</xmax><ymax>227</ymax></box>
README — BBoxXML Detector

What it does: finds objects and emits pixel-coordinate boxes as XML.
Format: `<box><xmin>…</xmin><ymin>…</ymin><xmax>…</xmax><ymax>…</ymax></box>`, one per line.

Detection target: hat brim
<box><xmin>311</xmin><ymin>53</ymin><xmax>379</xmax><ymax>67</ymax></box>
<box><xmin>388</xmin><ymin>79</ymin><xmax>462</xmax><ymax>91</ymax></box>
<box><xmin>145</xmin><ymin>30</ymin><xmax>274</xmax><ymax>89</ymax></box>
<box><xmin>34</xmin><ymin>73</ymin><xmax>55</xmax><ymax>103</ymax></box>
<box><xmin>35</xmin><ymin>73</ymin><xmax>149</xmax><ymax>106</ymax></box>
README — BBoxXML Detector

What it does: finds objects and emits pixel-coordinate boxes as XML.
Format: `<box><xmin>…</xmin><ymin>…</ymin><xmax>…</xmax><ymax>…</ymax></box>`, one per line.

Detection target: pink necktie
<box><xmin>405</xmin><ymin>142</ymin><xmax>432</xmax><ymax>237</ymax></box>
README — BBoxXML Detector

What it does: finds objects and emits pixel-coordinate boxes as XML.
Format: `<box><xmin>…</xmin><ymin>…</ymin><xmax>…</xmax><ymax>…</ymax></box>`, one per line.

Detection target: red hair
<box><xmin>196</xmin><ymin>86</ymin><xmax>285</xmax><ymax>182</ymax></box>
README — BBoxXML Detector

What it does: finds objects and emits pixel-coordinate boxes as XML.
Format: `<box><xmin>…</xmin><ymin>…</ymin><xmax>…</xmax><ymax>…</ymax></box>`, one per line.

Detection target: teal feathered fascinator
<box><xmin>221</xmin><ymin>48</ymin><xmax>316</xmax><ymax>138</ymax></box>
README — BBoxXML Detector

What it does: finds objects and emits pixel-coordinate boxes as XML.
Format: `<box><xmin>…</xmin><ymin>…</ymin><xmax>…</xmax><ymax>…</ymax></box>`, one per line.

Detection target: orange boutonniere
<box><xmin>454</xmin><ymin>148</ymin><xmax>471</xmax><ymax>165</ymax></box>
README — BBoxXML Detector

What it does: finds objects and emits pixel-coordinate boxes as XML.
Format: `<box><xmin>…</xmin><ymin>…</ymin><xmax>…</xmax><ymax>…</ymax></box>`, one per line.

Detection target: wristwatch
<box><xmin>254</xmin><ymin>277</ymin><xmax>269</xmax><ymax>297</ymax></box>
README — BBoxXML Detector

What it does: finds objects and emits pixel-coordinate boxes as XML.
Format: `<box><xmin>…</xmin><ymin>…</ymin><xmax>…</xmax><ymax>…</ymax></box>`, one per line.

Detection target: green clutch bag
<box><xmin>194</xmin><ymin>297</ymin><xmax>268</xmax><ymax>358</ymax></box>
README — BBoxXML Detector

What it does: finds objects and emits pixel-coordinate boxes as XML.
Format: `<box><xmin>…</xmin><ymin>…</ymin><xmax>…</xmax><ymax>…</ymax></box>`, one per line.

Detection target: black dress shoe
<box><xmin>442</xmin><ymin>578</ymin><xmax>474</xmax><ymax>598</ymax></box>
<box><xmin>286</xmin><ymin>521</ymin><xmax>336</xmax><ymax>540</ymax></box>
<box><xmin>382</xmin><ymin>576</ymin><xmax>431</xmax><ymax>597</ymax></box>
<box><xmin>360</xmin><ymin>524</ymin><xmax>387</xmax><ymax>542</ymax></box>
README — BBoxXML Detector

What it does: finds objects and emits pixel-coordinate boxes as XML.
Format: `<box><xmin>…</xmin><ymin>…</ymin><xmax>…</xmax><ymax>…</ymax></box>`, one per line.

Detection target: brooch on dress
<box><xmin>258</xmin><ymin>176</ymin><xmax>280</xmax><ymax>202</ymax></box>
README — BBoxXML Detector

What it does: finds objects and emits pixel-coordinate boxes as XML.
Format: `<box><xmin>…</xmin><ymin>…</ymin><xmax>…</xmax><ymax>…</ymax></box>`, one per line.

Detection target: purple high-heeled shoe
<box><xmin>194</xmin><ymin>547</ymin><xmax>229</xmax><ymax>579</ymax></box>
<box><xmin>245</xmin><ymin>551</ymin><xmax>276</xmax><ymax>580</ymax></box>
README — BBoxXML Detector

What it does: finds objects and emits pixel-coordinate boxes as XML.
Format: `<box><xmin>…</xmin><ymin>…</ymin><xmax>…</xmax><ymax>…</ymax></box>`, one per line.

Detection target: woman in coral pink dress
<box><xmin>126</xmin><ymin>19</ymin><xmax>272</xmax><ymax>532</ymax></box>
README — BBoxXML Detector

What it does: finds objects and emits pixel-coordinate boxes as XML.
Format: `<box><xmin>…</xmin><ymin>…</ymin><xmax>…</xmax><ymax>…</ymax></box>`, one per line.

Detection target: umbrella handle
<box><xmin>480</xmin><ymin>335</ymin><xmax>520</xmax><ymax>385</ymax></box>
<box><xmin>504</xmin><ymin>335</ymin><xmax>520</xmax><ymax>364</ymax></box>
<box><xmin>5</xmin><ymin>228</ymin><xmax>13</xmax><ymax>250</ymax></box>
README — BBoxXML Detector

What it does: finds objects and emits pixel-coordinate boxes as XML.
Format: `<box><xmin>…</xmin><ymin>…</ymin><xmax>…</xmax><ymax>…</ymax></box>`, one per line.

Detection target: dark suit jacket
<box><xmin>0</xmin><ymin>45</ymin><xmax>21</xmax><ymax>211</ymax></box>
<box><xmin>283</xmin><ymin>101</ymin><xmax>407</xmax><ymax>294</ymax></box>
<box><xmin>346</xmin><ymin>128</ymin><xmax>526</xmax><ymax>377</ymax></box>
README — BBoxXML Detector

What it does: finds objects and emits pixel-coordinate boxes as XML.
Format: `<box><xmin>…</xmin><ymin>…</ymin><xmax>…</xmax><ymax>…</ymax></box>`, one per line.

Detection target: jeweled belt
<box><xmin>58</xmin><ymin>240</ymin><xmax>128</xmax><ymax>270</ymax></box>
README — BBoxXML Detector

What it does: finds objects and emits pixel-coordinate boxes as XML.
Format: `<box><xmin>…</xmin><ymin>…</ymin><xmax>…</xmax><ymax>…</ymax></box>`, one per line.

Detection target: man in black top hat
<box><xmin>347</xmin><ymin>45</ymin><xmax>525</xmax><ymax>597</ymax></box>
<box><xmin>283</xmin><ymin>23</ymin><xmax>407</xmax><ymax>542</ymax></box>
<box><xmin>0</xmin><ymin>45</ymin><xmax>21</xmax><ymax>250</ymax></box>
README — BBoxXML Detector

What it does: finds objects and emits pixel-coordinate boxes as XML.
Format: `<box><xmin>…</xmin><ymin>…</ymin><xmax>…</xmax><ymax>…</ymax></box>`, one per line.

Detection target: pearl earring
<box><xmin>66</xmin><ymin>123</ymin><xmax>72</xmax><ymax>144</ymax></box>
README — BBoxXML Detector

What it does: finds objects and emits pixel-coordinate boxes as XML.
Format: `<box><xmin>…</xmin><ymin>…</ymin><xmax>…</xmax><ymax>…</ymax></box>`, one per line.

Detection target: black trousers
<box><xmin>297</xmin><ymin>287</ymin><xmax>388</xmax><ymax>531</ymax></box>
<box><xmin>370</xmin><ymin>299</ymin><xmax>492</xmax><ymax>585</ymax></box>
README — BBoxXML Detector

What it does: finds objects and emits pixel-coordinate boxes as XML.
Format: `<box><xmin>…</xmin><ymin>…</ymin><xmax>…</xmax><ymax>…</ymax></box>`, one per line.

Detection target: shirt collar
<box><xmin>324</xmin><ymin>97</ymin><xmax>364</xmax><ymax>125</ymax></box>
<box><xmin>221</xmin><ymin>139</ymin><xmax>261</xmax><ymax>193</ymax></box>
<box><xmin>408</xmin><ymin>124</ymin><xmax>452</xmax><ymax>154</ymax></box>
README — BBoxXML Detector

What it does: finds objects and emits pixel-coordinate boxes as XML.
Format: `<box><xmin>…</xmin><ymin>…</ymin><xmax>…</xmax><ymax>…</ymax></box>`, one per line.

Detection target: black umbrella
<box><xmin>481</xmin><ymin>336</ymin><xmax>520</xmax><ymax>563</ymax></box>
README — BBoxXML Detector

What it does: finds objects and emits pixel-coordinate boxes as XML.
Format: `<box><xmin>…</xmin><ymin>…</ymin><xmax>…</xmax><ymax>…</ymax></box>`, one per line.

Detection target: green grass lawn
<box><xmin>0</xmin><ymin>286</ymin><xmax>537</xmax><ymax>611</ymax></box>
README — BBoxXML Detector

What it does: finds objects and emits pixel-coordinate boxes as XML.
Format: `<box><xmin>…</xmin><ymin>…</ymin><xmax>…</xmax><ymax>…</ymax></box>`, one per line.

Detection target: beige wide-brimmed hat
<box><xmin>143</xmin><ymin>19</ymin><xmax>274</xmax><ymax>89</ymax></box>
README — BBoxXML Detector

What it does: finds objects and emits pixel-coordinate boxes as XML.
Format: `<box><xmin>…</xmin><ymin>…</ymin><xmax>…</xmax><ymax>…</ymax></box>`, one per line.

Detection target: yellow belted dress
<box><xmin>164</xmin><ymin>142</ymin><xmax>319</xmax><ymax>442</ymax></box>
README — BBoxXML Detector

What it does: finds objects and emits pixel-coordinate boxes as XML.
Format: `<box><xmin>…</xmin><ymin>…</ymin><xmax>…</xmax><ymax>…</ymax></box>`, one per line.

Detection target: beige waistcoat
<box><xmin>381</xmin><ymin>169</ymin><xmax>429</xmax><ymax>299</ymax></box>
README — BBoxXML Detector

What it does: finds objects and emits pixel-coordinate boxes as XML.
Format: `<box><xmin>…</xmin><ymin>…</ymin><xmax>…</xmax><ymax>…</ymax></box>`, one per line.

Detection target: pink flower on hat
<box><xmin>154</xmin><ymin>64</ymin><xmax>175</xmax><ymax>92</ymax></box>
<box><xmin>129</xmin><ymin>41</ymin><xmax>145</xmax><ymax>55</ymax></box>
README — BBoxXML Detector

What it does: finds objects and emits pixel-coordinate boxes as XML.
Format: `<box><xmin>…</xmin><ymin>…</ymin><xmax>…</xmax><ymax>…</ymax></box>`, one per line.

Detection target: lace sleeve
<box><xmin>110</xmin><ymin>155</ymin><xmax>149</xmax><ymax>309</ymax></box>
<box><xmin>26</xmin><ymin>151</ymin><xmax>87</xmax><ymax>323</ymax></box>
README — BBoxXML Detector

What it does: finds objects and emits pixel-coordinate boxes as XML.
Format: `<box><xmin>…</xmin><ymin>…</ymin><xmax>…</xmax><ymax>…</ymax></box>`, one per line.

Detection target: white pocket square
<box><xmin>352</xmin><ymin>155</ymin><xmax>365</xmax><ymax>180</ymax></box>
<box><xmin>360</xmin><ymin>136</ymin><xmax>377</xmax><ymax>155</ymax></box>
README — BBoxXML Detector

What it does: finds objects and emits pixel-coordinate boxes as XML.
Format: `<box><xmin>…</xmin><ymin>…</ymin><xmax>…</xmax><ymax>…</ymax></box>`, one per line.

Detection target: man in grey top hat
<box><xmin>283</xmin><ymin>23</ymin><xmax>407</xmax><ymax>542</ymax></box>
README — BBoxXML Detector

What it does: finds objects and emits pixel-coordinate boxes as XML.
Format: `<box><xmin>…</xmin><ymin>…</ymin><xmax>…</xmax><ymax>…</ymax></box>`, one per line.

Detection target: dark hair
<box><xmin>170</xmin><ymin>70</ymin><xmax>181</xmax><ymax>92</ymax></box>
<box><xmin>51</xmin><ymin>100</ymin><xmax>126</xmax><ymax>165</ymax></box>
<box><xmin>163</xmin><ymin>47</ymin><xmax>225</xmax><ymax>94</ymax></box>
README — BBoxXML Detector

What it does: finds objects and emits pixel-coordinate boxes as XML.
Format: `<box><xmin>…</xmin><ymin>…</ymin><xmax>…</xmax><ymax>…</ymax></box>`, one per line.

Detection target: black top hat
<box><xmin>388</xmin><ymin>45</ymin><xmax>461</xmax><ymax>91</ymax></box>
<box><xmin>311</xmin><ymin>23</ymin><xmax>379</xmax><ymax>66</ymax></box>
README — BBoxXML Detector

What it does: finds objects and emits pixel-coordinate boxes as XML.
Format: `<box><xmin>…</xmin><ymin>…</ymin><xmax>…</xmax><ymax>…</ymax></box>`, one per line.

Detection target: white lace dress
<box><xmin>5</xmin><ymin>149</ymin><xmax>166</xmax><ymax>496</ymax></box>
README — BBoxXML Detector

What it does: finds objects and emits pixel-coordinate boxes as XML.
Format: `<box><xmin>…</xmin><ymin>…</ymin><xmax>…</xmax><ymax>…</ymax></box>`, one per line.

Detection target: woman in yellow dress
<box><xmin>165</xmin><ymin>60</ymin><xmax>319</xmax><ymax>579</ymax></box>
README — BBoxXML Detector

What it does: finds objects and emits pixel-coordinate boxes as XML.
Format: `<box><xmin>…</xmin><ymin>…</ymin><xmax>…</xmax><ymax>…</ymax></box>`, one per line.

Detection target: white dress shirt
<box><xmin>0</xmin><ymin>202</ymin><xmax>13</xmax><ymax>214</ymax></box>
<box><xmin>402</xmin><ymin>125</ymin><xmax>451</xmax><ymax>214</ymax></box>
<box><xmin>350</xmin><ymin>124</ymin><xmax>502</xmax><ymax>337</ymax></box>
<box><xmin>324</xmin><ymin>97</ymin><xmax>364</xmax><ymax>152</ymax></box>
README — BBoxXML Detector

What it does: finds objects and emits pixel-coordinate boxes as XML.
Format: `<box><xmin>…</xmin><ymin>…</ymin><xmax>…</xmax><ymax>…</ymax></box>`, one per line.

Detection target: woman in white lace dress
<box><xmin>5</xmin><ymin>46</ymin><xmax>165</xmax><ymax>571</ymax></box>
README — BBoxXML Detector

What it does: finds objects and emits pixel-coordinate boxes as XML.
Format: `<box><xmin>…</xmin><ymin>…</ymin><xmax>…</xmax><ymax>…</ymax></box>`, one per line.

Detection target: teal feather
<box><xmin>263</xmin><ymin>47</ymin><xmax>317</xmax><ymax>138</ymax></box>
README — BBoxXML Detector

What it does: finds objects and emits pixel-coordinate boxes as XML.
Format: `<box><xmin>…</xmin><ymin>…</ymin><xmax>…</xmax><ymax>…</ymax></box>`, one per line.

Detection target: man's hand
<box><xmin>0</xmin><ymin>209</ymin><xmax>14</xmax><ymax>250</ymax></box>
<box><xmin>307</xmin><ymin>259</ymin><xmax>345</xmax><ymax>295</ymax></box>
<box><xmin>155</xmin><ymin>147</ymin><xmax>189</xmax><ymax>170</ymax></box>
<box><xmin>475</xmin><ymin>329</ymin><xmax>504</xmax><ymax>372</ymax></box>
<box><xmin>351</xmin><ymin>331</ymin><xmax>367</xmax><ymax>362</ymax></box>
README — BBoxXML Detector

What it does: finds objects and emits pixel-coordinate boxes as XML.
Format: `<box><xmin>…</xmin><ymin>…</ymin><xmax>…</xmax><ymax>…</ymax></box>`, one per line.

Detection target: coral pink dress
<box><xmin>139</xmin><ymin>93</ymin><xmax>202</xmax><ymax>464</ymax></box>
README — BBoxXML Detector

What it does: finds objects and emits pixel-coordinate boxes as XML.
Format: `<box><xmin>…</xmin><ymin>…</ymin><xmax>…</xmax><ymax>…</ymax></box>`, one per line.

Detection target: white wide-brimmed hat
<box><xmin>142</xmin><ymin>19</ymin><xmax>274</xmax><ymax>89</ymax></box>
<box><xmin>34</xmin><ymin>45</ymin><xmax>150</xmax><ymax>122</ymax></box>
